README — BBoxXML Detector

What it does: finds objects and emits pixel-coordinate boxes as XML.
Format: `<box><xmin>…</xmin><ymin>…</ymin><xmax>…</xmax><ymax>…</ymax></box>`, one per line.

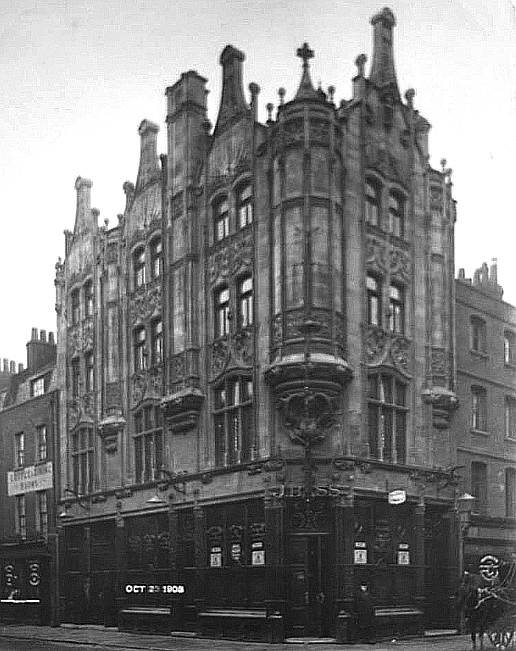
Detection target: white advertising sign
<box><xmin>7</xmin><ymin>462</ymin><xmax>53</xmax><ymax>496</ymax></box>
<box><xmin>388</xmin><ymin>489</ymin><xmax>406</xmax><ymax>505</ymax></box>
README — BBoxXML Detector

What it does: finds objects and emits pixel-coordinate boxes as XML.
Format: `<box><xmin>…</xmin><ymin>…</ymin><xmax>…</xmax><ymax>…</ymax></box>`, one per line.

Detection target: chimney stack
<box><xmin>26</xmin><ymin>327</ymin><xmax>57</xmax><ymax>372</ymax></box>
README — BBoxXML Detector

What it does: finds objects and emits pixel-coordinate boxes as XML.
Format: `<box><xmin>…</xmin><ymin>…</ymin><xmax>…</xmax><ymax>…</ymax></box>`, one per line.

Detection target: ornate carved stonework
<box><xmin>130</xmin><ymin>281</ymin><xmax>161</xmax><ymax>325</ymax></box>
<box><xmin>98</xmin><ymin>411</ymin><xmax>126</xmax><ymax>453</ymax></box>
<box><xmin>365</xmin><ymin>143</ymin><xmax>407</xmax><ymax>185</ymax></box>
<box><xmin>170</xmin><ymin>352</ymin><xmax>186</xmax><ymax>383</ymax></box>
<box><xmin>67</xmin><ymin>318</ymin><xmax>94</xmax><ymax>356</ymax></box>
<box><xmin>210</xmin><ymin>328</ymin><xmax>254</xmax><ymax>379</ymax></box>
<box><xmin>364</xmin><ymin>325</ymin><xmax>411</xmax><ymax>374</ymax></box>
<box><xmin>209</xmin><ymin>232</ymin><xmax>254</xmax><ymax>287</ymax></box>
<box><xmin>67</xmin><ymin>393</ymin><xmax>94</xmax><ymax>430</ymax></box>
<box><xmin>422</xmin><ymin>387</ymin><xmax>459</xmax><ymax>430</ymax></box>
<box><xmin>131</xmin><ymin>366</ymin><xmax>163</xmax><ymax>406</ymax></box>
<box><xmin>162</xmin><ymin>387</ymin><xmax>205</xmax><ymax>434</ymax></box>
<box><xmin>366</xmin><ymin>235</ymin><xmax>411</xmax><ymax>282</ymax></box>
<box><xmin>279</xmin><ymin>389</ymin><xmax>338</xmax><ymax>448</ymax></box>
<box><xmin>431</xmin><ymin>348</ymin><xmax>446</xmax><ymax>376</ymax></box>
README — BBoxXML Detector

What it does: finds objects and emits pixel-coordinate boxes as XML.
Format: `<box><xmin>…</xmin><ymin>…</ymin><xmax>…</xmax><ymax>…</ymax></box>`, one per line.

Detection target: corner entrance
<box><xmin>288</xmin><ymin>533</ymin><xmax>331</xmax><ymax>637</ymax></box>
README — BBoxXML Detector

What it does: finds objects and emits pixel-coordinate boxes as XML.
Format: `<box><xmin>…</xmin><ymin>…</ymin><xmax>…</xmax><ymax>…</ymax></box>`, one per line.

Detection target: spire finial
<box><xmin>297</xmin><ymin>42</ymin><xmax>314</xmax><ymax>70</ymax></box>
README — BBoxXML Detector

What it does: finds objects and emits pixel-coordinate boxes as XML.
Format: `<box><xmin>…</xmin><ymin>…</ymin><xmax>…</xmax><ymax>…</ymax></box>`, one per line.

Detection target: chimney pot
<box><xmin>18</xmin><ymin>363</ymin><xmax>23</xmax><ymax>373</ymax></box>
<box><xmin>3</xmin><ymin>359</ymin><xmax>8</xmax><ymax>373</ymax></box>
<box><xmin>31</xmin><ymin>327</ymin><xmax>38</xmax><ymax>340</ymax></box>
<box><xmin>40</xmin><ymin>330</ymin><xmax>47</xmax><ymax>342</ymax></box>
<box><xmin>458</xmin><ymin>268</ymin><xmax>465</xmax><ymax>280</ymax></box>
<box><xmin>49</xmin><ymin>332</ymin><xmax>55</xmax><ymax>345</ymax></box>
<box><xmin>9</xmin><ymin>361</ymin><xmax>15</xmax><ymax>373</ymax></box>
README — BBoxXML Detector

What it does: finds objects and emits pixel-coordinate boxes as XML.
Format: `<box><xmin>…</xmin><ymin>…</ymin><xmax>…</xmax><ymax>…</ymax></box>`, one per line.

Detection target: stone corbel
<box><xmin>422</xmin><ymin>387</ymin><xmax>459</xmax><ymax>430</ymax></box>
<box><xmin>161</xmin><ymin>387</ymin><xmax>205</xmax><ymax>434</ymax></box>
<box><xmin>98</xmin><ymin>413</ymin><xmax>126</xmax><ymax>453</ymax></box>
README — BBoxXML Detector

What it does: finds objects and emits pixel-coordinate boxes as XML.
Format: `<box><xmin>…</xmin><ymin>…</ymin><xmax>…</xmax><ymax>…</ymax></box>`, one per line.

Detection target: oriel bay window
<box><xmin>214</xmin><ymin>376</ymin><xmax>254</xmax><ymax>466</ymax></box>
<box><xmin>72</xmin><ymin>427</ymin><xmax>94</xmax><ymax>494</ymax></box>
<box><xmin>368</xmin><ymin>374</ymin><xmax>407</xmax><ymax>463</ymax></box>
<box><xmin>237</xmin><ymin>184</ymin><xmax>253</xmax><ymax>229</ymax></box>
<box><xmin>134</xmin><ymin>405</ymin><xmax>163</xmax><ymax>484</ymax></box>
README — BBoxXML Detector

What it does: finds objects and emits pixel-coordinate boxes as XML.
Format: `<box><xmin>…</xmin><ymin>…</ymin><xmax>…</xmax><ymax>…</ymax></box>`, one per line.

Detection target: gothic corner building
<box><xmin>55</xmin><ymin>8</ymin><xmax>465</xmax><ymax>640</ymax></box>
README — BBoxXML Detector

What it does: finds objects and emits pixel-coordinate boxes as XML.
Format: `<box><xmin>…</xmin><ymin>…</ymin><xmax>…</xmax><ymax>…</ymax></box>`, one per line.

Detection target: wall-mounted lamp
<box><xmin>457</xmin><ymin>492</ymin><xmax>476</xmax><ymax>530</ymax></box>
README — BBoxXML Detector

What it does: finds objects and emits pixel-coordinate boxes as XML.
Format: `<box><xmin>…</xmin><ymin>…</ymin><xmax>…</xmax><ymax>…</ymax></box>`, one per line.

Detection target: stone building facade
<box><xmin>55</xmin><ymin>8</ymin><xmax>463</xmax><ymax>640</ymax></box>
<box><xmin>0</xmin><ymin>329</ymin><xmax>59</xmax><ymax>624</ymax></box>
<box><xmin>455</xmin><ymin>263</ymin><xmax>516</xmax><ymax>569</ymax></box>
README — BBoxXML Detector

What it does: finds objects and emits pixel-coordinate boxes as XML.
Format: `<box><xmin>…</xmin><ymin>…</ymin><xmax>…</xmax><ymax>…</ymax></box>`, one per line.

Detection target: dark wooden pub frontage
<box><xmin>56</xmin><ymin>7</ymin><xmax>464</xmax><ymax>642</ymax></box>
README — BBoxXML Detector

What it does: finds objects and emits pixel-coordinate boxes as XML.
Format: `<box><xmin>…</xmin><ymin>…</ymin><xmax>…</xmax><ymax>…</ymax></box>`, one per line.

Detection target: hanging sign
<box><xmin>388</xmin><ymin>489</ymin><xmax>406</xmax><ymax>505</ymax></box>
<box><xmin>479</xmin><ymin>555</ymin><xmax>500</xmax><ymax>581</ymax></box>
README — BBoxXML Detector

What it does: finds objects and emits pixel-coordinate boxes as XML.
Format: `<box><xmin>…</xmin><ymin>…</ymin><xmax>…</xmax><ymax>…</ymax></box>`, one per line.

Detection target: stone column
<box><xmin>413</xmin><ymin>498</ymin><xmax>426</xmax><ymax>622</ymax></box>
<box><xmin>334</xmin><ymin>491</ymin><xmax>355</xmax><ymax>643</ymax></box>
<box><xmin>264</xmin><ymin>490</ymin><xmax>285</xmax><ymax>614</ymax></box>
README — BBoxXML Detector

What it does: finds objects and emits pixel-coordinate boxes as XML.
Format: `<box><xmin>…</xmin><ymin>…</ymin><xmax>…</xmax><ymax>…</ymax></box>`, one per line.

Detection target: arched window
<box><xmin>133</xmin><ymin>405</ymin><xmax>163</xmax><ymax>484</ymax></box>
<box><xmin>388</xmin><ymin>192</ymin><xmax>404</xmax><ymax>238</ymax></box>
<box><xmin>150</xmin><ymin>237</ymin><xmax>162</xmax><ymax>280</ymax></box>
<box><xmin>368</xmin><ymin>373</ymin><xmax>407</xmax><ymax>463</ymax></box>
<box><xmin>133</xmin><ymin>247</ymin><xmax>146</xmax><ymax>288</ymax></box>
<box><xmin>215</xmin><ymin>286</ymin><xmax>230</xmax><ymax>338</ymax></box>
<box><xmin>214</xmin><ymin>197</ymin><xmax>230</xmax><ymax>242</ymax></box>
<box><xmin>214</xmin><ymin>376</ymin><xmax>254</xmax><ymax>467</ymax></box>
<box><xmin>237</xmin><ymin>184</ymin><xmax>253</xmax><ymax>229</ymax></box>
<box><xmin>237</xmin><ymin>276</ymin><xmax>253</xmax><ymax>329</ymax></box>
<box><xmin>367</xmin><ymin>275</ymin><xmax>381</xmax><ymax>327</ymax></box>
<box><xmin>365</xmin><ymin>180</ymin><xmax>380</xmax><ymax>226</ymax></box>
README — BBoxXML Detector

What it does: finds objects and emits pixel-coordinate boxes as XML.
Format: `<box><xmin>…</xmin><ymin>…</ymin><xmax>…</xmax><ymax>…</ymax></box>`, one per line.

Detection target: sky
<box><xmin>1</xmin><ymin>0</ymin><xmax>515</xmax><ymax>365</ymax></box>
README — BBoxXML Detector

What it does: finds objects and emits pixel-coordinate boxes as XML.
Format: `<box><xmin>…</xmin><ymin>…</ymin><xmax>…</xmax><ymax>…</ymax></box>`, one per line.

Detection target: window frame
<box><xmin>505</xmin><ymin>467</ymin><xmax>516</xmax><ymax>518</ymax></box>
<box><xmin>151</xmin><ymin>319</ymin><xmax>163</xmax><ymax>366</ymax></box>
<box><xmin>471</xmin><ymin>461</ymin><xmax>488</xmax><ymax>514</ymax></box>
<box><xmin>71</xmin><ymin>357</ymin><xmax>81</xmax><ymax>398</ymax></box>
<box><xmin>15</xmin><ymin>495</ymin><xmax>26</xmax><ymax>538</ymax></box>
<box><xmin>471</xmin><ymin>385</ymin><xmax>487</xmax><ymax>432</ymax></box>
<box><xmin>31</xmin><ymin>376</ymin><xmax>45</xmax><ymax>398</ymax></box>
<box><xmin>214</xmin><ymin>376</ymin><xmax>254</xmax><ymax>467</ymax></box>
<box><xmin>134</xmin><ymin>326</ymin><xmax>147</xmax><ymax>372</ymax></box>
<box><xmin>365</xmin><ymin>179</ymin><xmax>380</xmax><ymax>227</ymax></box>
<box><xmin>14</xmin><ymin>432</ymin><xmax>25</xmax><ymax>468</ymax></box>
<box><xmin>71</xmin><ymin>427</ymin><xmax>94</xmax><ymax>495</ymax></box>
<box><xmin>133</xmin><ymin>404</ymin><xmax>163</xmax><ymax>484</ymax></box>
<box><xmin>214</xmin><ymin>196</ymin><xmax>230</xmax><ymax>242</ymax></box>
<box><xmin>367</xmin><ymin>373</ymin><xmax>407</xmax><ymax>464</ymax></box>
<box><xmin>215</xmin><ymin>286</ymin><xmax>231</xmax><ymax>338</ymax></box>
<box><xmin>35</xmin><ymin>491</ymin><xmax>48</xmax><ymax>537</ymax></box>
<box><xmin>366</xmin><ymin>275</ymin><xmax>381</xmax><ymax>327</ymax></box>
<box><xmin>85</xmin><ymin>351</ymin><xmax>94</xmax><ymax>393</ymax></box>
<box><xmin>36</xmin><ymin>425</ymin><xmax>47</xmax><ymax>462</ymax></box>
<box><xmin>388</xmin><ymin>191</ymin><xmax>405</xmax><ymax>238</ymax></box>
<box><xmin>237</xmin><ymin>276</ymin><xmax>253</xmax><ymax>330</ymax></box>
<box><xmin>84</xmin><ymin>280</ymin><xmax>94</xmax><ymax>318</ymax></box>
<box><xmin>150</xmin><ymin>237</ymin><xmax>163</xmax><ymax>280</ymax></box>
<box><xmin>388</xmin><ymin>283</ymin><xmax>405</xmax><ymax>334</ymax></box>
<box><xmin>470</xmin><ymin>316</ymin><xmax>487</xmax><ymax>354</ymax></box>
<box><xmin>236</xmin><ymin>184</ymin><xmax>253</xmax><ymax>229</ymax></box>
<box><xmin>504</xmin><ymin>330</ymin><xmax>516</xmax><ymax>366</ymax></box>
<box><xmin>71</xmin><ymin>288</ymin><xmax>80</xmax><ymax>325</ymax></box>
<box><xmin>133</xmin><ymin>247</ymin><xmax>146</xmax><ymax>289</ymax></box>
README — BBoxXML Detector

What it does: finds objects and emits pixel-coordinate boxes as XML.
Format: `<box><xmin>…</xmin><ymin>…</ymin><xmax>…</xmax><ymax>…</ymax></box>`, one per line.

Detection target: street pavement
<box><xmin>0</xmin><ymin>624</ymin><xmax>477</xmax><ymax>651</ymax></box>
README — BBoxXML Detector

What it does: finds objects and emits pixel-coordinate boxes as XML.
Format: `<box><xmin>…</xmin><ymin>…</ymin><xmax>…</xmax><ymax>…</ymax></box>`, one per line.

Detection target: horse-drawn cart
<box><xmin>458</xmin><ymin>556</ymin><xmax>516</xmax><ymax>650</ymax></box>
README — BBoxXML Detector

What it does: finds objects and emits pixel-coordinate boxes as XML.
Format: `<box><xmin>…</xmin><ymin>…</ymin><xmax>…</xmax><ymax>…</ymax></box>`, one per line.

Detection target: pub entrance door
<box><xmin>289</xmin><ymin>533</ymin><xmax>331</xmax><ymax>637</ymax></box>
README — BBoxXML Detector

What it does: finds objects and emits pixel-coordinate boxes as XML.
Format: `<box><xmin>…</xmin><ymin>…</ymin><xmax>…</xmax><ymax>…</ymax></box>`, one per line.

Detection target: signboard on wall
<box><xmin>388</xmin><ymin>490</ymin><xmax>406</xmax><ymax>505</ymax></box>
<box><xmin>7</xmin><ymin>462</ymin><xmax>53</xmax><ymax>496</ymax></box>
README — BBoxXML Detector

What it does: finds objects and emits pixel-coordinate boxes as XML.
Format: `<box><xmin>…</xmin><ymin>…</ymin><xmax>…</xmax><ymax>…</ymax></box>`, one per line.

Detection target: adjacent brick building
<box><xmin>0</xmin><ymin>329</ymin><xmax>59</xmax><ymax>624</ymax></box>
<box><xmin>455</xmin><ymin>262</ymin><xmax>516</xmax><ymax>568</ymax></box>
<box><xmin>55</xmin><ymin>8</ymin><xmax>464</xmax><ymax>641</ymax></box>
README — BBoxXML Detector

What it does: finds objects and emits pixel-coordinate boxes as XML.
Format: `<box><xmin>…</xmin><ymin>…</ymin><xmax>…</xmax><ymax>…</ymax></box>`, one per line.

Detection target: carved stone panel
<box><xmin>208</xmin><ymin>232</ymin><xmax>254</xmax><ymax>287</ymax></box>
<box><xmin>364</xmin><ymin>325</ymin><xmax>411</xmax><ymax>374</ymax></box>
<box><xmin>131</xmin><ymin>366</ymin><xmax>164</xmax><ymax>406</ymax></box>
<box><xmin>210</xmin><ymin>328</ymin><xmax>254</xmax><ymax>380</ymax></box>
<box><xmin>129</xmin><ymin>281</ymin><xmax>162</xmax><ymax>325</ymax></box>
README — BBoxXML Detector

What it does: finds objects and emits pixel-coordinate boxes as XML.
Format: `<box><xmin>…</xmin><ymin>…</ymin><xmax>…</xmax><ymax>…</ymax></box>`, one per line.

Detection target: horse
<box><xmin>456</xmin><ymin>572</ymin><xmax>510</xmax><ymax>650</ymax></box>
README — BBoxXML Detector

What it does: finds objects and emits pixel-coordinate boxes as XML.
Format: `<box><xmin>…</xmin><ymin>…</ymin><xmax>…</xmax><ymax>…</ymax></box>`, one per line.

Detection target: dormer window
<box><xmin>237</xmin><ymin>184</ymin><xmax>253</xmax><ymax>229</ymax></box>
<box><xmin>134</xmin><ymin>248</ymin><xmax>146</xmax><ymax>288</ymax></box>
<box><xmin>365</xmin><ymin>180</ymin><xmax>380</xmax><ymax>226</ymax></box>
<box><xmin>388</xmin><ymin>192</ymin><xmax>404</xmax><ymax>238</ymax></box>
<box><xmin>214</xmin><ymin>198</ymin><xmax>229</xmax><ymax>242</ymax></box>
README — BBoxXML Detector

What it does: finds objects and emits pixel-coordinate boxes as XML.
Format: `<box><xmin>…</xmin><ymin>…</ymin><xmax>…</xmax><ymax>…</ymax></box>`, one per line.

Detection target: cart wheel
<box><xmin>488</xmin><ymin>631</ymin><xmax>514</xmax><ymax>649</ymax></box>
